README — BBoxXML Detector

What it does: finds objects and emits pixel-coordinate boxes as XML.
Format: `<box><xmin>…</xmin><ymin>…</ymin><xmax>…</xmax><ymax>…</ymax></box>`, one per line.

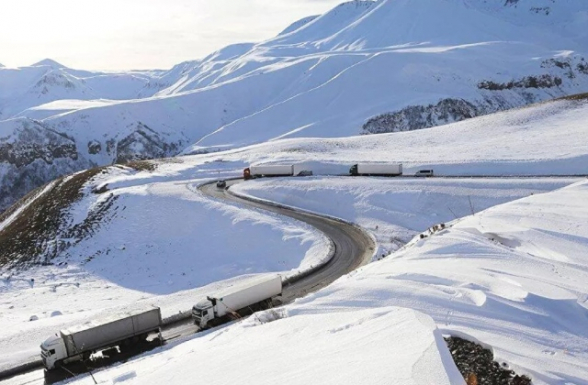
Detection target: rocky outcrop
<box><xmin>0</xmin><ymin>118</ymin><xmax>186</xmax><ymax>213</ymax></box>
<box><xmin>115</xmin><ymin>122</ymin><xmax>182</xmax><ymax>163</ymax></box>
<box><xmin>362</xmin><ymin>98</ymin><xmax>481</xmax><ymax>135</ymax></box>
<box><xmin>361</xmin><ymin>56</ymin><xmax>588</xmax><ymax>135</ymax></box>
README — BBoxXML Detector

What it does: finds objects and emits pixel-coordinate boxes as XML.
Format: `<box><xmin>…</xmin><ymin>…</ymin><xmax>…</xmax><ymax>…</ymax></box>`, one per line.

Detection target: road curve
<box><xmin>198</xmin><ymin>179</ymin><xmax>375</xmax><ymax>302</ymax></box>
<box><xmin>0</xmin><ymin>179</ymin><xmax>374</xmax><ymax>383</ymax></box>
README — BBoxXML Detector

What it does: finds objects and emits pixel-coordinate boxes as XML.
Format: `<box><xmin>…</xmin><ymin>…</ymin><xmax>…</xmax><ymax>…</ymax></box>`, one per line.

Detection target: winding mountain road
<box><xmin>199</xmin><ymin>179</ymin><xmax>374</xmax><ymax>302</ymax></box>
<box><xmin>1</xmin><ymin>178</ymin><xmax>374</xmax><ymax>384</ymax></box>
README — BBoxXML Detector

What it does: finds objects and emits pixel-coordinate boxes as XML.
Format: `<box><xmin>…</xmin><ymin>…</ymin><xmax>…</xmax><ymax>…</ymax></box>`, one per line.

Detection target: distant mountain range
<box><xmin>1</xmin><ymin>0</ymin><xmax>587</xmax><ymax>212</ymax></box>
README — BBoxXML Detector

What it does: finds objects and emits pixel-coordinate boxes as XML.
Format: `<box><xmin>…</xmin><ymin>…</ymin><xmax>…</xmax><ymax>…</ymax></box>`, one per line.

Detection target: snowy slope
<box><xmin>231</xmin><ymin>179</ymin><xmax>588</xmax><ymax>384</ymax></box>
<box><xmin>234</xmin><ymin>177</ymin><xmax>580</xmax><ymax>257</ymax></box>
<box><xmin>56</xmin><ymin>308</ymin><xmax>465</xmax><ymax>385</ymax></box>
<box><xmin>2</xmin><ymin>0</ymin><xmax>588</xmax><ymax>213</ymax></box>
<box><xmin>2</xmin><ymin>97</ymin><xmax>588</xmax><ymax>375</ymax></box>
<box><xmin>186</xmin><ymin>97</ymin><xmax>588</xmax><ymax>176</ymax></box>
<box><xmin>5</xmin><ymin>176</ymin><xmax>586</xmax><ymax>383</ymax></box>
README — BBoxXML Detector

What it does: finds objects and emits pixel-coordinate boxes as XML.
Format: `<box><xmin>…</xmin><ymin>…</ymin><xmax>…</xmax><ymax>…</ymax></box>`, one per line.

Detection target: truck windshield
<box><xmin>41</xmin><ymin>348</ymin><xmax>55</xmax><ymax>356</ymax></box>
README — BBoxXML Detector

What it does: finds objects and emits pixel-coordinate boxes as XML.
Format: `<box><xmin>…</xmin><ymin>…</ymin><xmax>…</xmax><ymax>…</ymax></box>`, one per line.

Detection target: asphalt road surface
<box><xmin>1</xmin><ymin>178</ymin><xmax>374</xmax><ymax>384</ymax></box>
<box><xmin>199</xmin><ymin>179</ymin><xmax>375</xmax><ymax>302</ymax></box>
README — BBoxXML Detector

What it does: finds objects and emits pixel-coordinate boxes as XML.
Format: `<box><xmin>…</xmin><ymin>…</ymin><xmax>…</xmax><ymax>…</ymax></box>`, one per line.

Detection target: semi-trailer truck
<box><xmin>244</xmin><ymin>165</ymin><xmax>294</xmax><ymax>179</ymax></box>
<box><xmin>41</xmin><ymin>307</ymin><xmax>162</xmax><ymax>370</ymax></box>
<box><xmin>349</xmin><ymin>163</ymin><xmax>403</xmax><ymax>176</ymax></box>
<box><xmin>192</xmin><ymin>275</ymin><xmax>282</xmax><ymax>329</ymax></box>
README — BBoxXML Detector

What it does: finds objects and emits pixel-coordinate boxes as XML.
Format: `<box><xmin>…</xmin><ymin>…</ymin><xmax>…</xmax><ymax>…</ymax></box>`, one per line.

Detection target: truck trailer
<box><xmin>41</xmin><ymin>307</ymin><xmax>162</xmax><ymax>370</ymax></box>
<box><xmin>244</xmin><ymin>165</ymin><xmax>294</xmax><ymax>179</ymax></box>
<box><xmin>349</xmin><ymin>163</ymin><xmax>403</xmax><ymax>176</ymax></box>
<box><xmin>192</xmin><ymin>275</ymin><xmax>282</xmax><ymax>329</ymax></box>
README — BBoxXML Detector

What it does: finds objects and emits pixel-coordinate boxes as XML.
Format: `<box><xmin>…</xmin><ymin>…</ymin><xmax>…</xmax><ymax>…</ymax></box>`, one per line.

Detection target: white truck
<box><xmin>349</xmin><ymin>163</ymin><xmax>403</xmax><ymax>176</ymax></box>
<box><xmin>244</xmin><ymin>165</ymin><xmax>294</xmax><ymax>179</ymax></box>
<box><xmin>192</xmin><ymin>275</ymin><xmax>282</xmax><ymax>329</ymax></box>
<box><xmin>41</xmin><ymin>307</ymin><xmax>162</xmax><ymax>370</ymax></box>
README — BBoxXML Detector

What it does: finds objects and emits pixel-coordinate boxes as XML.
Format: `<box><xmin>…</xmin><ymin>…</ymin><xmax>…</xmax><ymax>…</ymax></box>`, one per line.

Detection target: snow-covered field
<box><xmin>0</xmin><ymin>165</ymin><xmax>329</xmax><ymax>369</ymax></box>
<box><xmin>8</xmin><ymin>178</ymin><xmax>586</xmax><ymax>385</ymax></box>
<box><xmin>2</xmin><ymin>91</ymin><xmax>588</xmax><ymax>382</ymax></box>
<box><xmin>233</xmin><ymin>177</ymin><xmax>582</xmax><ymax>258</ymax></box>
<box><xmin>287</xmin><ymin>180</ymin><xmax>588</xmax><ymax>384</ymax></box>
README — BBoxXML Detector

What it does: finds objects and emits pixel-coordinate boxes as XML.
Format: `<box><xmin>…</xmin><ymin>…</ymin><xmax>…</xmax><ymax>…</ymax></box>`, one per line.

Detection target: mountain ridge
<box><xmin>1</xmin><ymin>0</ymin><xmax>587</xmax><ymax>212</ymax></box>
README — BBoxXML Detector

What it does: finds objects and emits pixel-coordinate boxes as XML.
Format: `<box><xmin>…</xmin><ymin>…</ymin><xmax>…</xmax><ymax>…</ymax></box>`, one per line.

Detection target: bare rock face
<box><xmin>115</xmin><ymin>122</ymin><xmax>181</xmax><ymax>163</ymax></box>
<box><xmin>362</xmin><ymin>98</ymin><xmax>480</xmax><ymax>135</ymax></box>
<box><xmin>0</xmin><ymin>118</ymin><xmax>185</xmax><ymax>213</ymax></box>
<box><xmin>87</xmin><ymin>140</ymin><xmax>102</xmax><ymax>155</ymax></box>
<box><xmin>0</xmin><ymin>119</ymin><xmax>90</xmax><ymax>212</ymax></box>
<box><xmin>361</xmin><ymin>56</ymin><xmax>588</xmax><ymax>135</ymax></box>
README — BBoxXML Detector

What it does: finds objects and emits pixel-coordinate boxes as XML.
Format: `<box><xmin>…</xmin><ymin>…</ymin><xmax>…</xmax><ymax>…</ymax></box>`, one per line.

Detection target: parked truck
<box><xmin>41</xmin><ymin>307</ymin><xmax>162</xmax><ymax>370</ymax></box>
<box><xmin>192</xmin><ymin>275</ymin><xmax>282</xmax><ymax>329</ymax></box>
<box><xmin>349</xmin><ymin>163</ymin><xmax>403</xmax><ymax>176</ymax></box>
<box><xmin>244</xmin><ymin>165</ymin><xmax>294</xmax><ymax>179</ymax></box>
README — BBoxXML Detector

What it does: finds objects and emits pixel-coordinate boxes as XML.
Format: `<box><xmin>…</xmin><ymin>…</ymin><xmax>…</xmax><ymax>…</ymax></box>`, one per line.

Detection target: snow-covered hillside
<box><xmin>2</xmin><ymin>0</ymin><xmax>588</xmax><ymax>213</ymax></box>
<box><xmin>1</xmin><ymin>96</ymin><xmax>587</xmax><ymax>379</ymax></box>
<box><xmin>4</xmin><ymin>155</ymin><xmax>586</xmax><ymax>382</ymax></box>
<box><xmin>232</xmin><ymin>179</ymin><xmax>588</xmax><ymax>384</ymax></box>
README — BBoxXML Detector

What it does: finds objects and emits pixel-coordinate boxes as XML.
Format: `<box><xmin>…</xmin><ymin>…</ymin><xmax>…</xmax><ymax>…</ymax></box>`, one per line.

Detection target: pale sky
<box><xmin>0</xmin><ymin>0</ymin><xmax>343</xmax><ymax>71</ymax></box>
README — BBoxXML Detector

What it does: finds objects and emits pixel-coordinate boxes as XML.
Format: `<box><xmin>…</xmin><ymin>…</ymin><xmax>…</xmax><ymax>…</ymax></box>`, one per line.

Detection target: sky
<box><xmin>0</xmin><ymin>0</ymin><xmax>344</xmax><ymax>71</ymax></box>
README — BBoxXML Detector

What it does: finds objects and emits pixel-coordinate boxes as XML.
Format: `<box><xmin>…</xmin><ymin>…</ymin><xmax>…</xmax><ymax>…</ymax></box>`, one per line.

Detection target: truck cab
<box><xmin>192</xmin><ymin>299</ymin><xmax>214</xmax><ymax>328</ymax></box>
<box><xmin>41</xmin><ymin>334</ymin><xmax>67</xmax><ymax>370</ymax></box>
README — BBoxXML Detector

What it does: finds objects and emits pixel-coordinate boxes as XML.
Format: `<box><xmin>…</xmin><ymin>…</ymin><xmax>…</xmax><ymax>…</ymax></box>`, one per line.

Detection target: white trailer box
<box><xmin>293</xmin><ymin>162</ymin><xmax>351</xmax><ymax>176</ymax></box>
<box><xmin>62</xmin><ymin>308</ymin><xmax>161</xmax><ymax>356</ymax></box>
<box><xmin>351</xmin><ymin>163</ymin><xmax>402</xmax><ymax>176</ymax></box>
<box><xmin>41</xmin><ymin>307</ymin><xmax>162</xmax><ymax>370</ymax></box>
<box><xmin>192</xmin><ymin>275</ymin><xmax>282</xmax><ymax>328</ymax></box>
<box><xmin>249</xmin><ymin>165</ymin><xmax>294</xmax><ymax>177</ymax></box>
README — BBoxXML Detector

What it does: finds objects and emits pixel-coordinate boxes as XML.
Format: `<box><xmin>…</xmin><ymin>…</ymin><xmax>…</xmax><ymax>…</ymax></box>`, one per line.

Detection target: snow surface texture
<box><xmin>233</xmin><ymin>177</ymin><xmax>580</xmax><ymax>258</ymax></box>
<box><xmin>9</xmin><ymin>180</ymin><xmax>587</xmax><ymax>385</ymax></box>
<box><xmin>237</xmin><ymin>179</ymin><xmax>588</xmax><ymax>384</ymax></box>
<box><xmin>1</xmin><ymin>94</ymin><xmax>588</xmax><ymax>376</ymax></box>
<box><xmin>2</xmin><ymin>0</ymin><xmax>588</xmax><ymax>212</ymax></box>
<box><xmin>0</xmin><ymin>164</ymin><xmax>329</xmax><ymax>369</ymax></box>
<box><xmin>7</xmin><ymin>308</ymin><xmax>465</xmax><ymax>385</ymax></box>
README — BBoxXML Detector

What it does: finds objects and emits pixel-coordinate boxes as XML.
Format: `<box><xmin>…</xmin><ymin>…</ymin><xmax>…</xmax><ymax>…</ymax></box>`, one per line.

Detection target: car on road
<box><xmin>415</xmin><ymin>169</ymin><xmax>434</xmax><ymax>177</ymax></box>
<box><xmin>216</xmin><ymin>180</ymin><xmax>227</xmax><ymax>188</ymax></box>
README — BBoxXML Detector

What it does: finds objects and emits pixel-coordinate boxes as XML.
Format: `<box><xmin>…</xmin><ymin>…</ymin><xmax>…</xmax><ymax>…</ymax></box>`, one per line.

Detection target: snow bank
<box><xmin>62</xmin><ymin>307</ymin><xmax>464</xmax><ymax>385</ymax></box>
<box><xmin>213</xmin><ymin>98</ymin><xmax>588</xmax><ymax>177</ymax></box>
<box><xmin>233</xmin><ymin>177</ymin><xmax>581</xmax><ymax>258</ymax></box>
<box><xmin>286</xmin><ymin>180</ymin><xmax>588</xmax><ymax>383</ymax></box>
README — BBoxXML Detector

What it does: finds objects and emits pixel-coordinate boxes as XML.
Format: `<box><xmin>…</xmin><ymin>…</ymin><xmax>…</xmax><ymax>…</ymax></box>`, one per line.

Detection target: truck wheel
<box><xmin>119</xmin><ymin>338</ymin><xmax>131</xmax><ymax>352</ymax></box>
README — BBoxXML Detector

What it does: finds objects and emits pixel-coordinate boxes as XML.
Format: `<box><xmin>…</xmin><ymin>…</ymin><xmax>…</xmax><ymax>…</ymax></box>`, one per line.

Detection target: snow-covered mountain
<box><xmin>1</xmin><ymin>0</ymin><xmax>588</xmax><ymax>212</ymax></box>
<box><xmin>0</xmin><ymin>60</ymin><xmax>165</xmax><ymax>120</ymax></box>
<box><xmin>2</xmin><ymin>97</ymin><xmax>588</xmax><ymax>383</ymax></box>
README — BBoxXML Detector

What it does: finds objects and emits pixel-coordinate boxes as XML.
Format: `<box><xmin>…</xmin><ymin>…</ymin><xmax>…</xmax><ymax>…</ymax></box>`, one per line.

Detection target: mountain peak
<box><xmin>31</xmin><ymin>59</ymin><xmax>66</xmax><ymax>68</ymax></box>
